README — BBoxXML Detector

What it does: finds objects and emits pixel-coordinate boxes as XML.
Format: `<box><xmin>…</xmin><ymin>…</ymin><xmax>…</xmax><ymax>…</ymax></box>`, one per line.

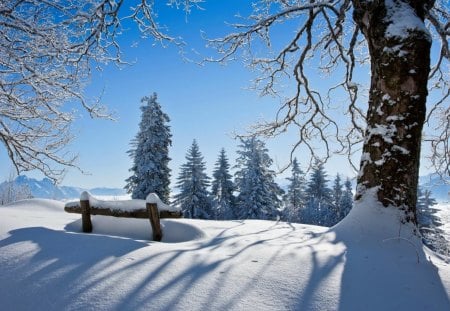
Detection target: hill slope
<box><xmin>0</xmin><ymin>198</ymin><xmax>449</xmax><ymax>310</ymax></box>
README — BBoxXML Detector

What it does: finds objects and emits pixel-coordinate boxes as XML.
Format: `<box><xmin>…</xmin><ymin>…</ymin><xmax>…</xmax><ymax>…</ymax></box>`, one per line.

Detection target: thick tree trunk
<box><xmin>352</xmin><ymin>0</ymin><xmax>432</xmax><ymax>223</ymax></box>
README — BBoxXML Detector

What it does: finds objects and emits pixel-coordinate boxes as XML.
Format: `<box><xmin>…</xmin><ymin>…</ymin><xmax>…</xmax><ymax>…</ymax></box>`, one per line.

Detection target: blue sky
<box><xmin>1</xmin><ymin>0</ymin><xmax>376</xmax><ymax>188</ymax></box>
<box><xmin>0</xmin><ymin>1</ymin><xmax>439</xmax><ymax>189</ymax></box>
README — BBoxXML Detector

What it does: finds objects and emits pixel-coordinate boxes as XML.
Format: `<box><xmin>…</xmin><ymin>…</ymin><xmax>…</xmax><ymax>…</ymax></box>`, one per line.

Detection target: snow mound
<box><xmin>1</xmin><ymin>194</ymin><xmax>449</xmax><ymax>310</ymax></box>
<box><xmin>146</xmin><ymin>192</ymin><xmax>176</xmax><ymax>212</ymax></box>
<box><xmin>71</xmin><ymin>191</ymin><xmax>180</xmax><ymax>213</ymax></box>
<box><xmin>65</xmin><ymin>216</ymin><xmax>205</xmax><ymax>243</ymax></box>
<box><xmin>2</xmin><ymin>198</ymin><xmax>64</xmax><ymax>213</ymax></box>
<box><xmin>161</xmin><ymin>219</ymin><xmax>206</xmax><ymax>243</ymax></box>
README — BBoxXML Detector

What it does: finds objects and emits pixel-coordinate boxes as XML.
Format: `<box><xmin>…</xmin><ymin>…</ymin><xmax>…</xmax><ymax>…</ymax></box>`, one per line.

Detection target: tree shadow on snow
<box><xmin>0</xmin><ymin>227</ymin><xmax>147</xmax><ymax>310</ymax></box>
<box><xmin>333</xmin><ymin>226</ymin><xmax>450</xmax><ymax>311</ymax></box>
<box><xmin>113</xmin><ymin>221</ymin><xmax>325</xmax><ymax>310</ymax></box>
<box><xmin>2</xmin><ymin>220</ymin><xmax>448</xmax><ymax>310</ymax></box>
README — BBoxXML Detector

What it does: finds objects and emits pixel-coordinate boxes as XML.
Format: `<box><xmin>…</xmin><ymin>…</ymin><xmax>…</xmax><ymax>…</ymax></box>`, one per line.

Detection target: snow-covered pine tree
<box><xmin>211</xmin><ymin>148</ymin><xmax>236</xmax><ymax>220</ymax></box>
<box><xmin>234</xmin><ymin>137</ymin><xmax>283</xmax><ymax>220</ymax></box>
<box><xmin>125</xmin><ymin>93</ymin><xmax>172</xmax><ymax>202</ymax></box>
<box><xmin>416</xmin><ymin>188</ymin><xmax>448</xmax><ymax>256</ymax></box>
<box><xmin>329</xmin><ymin>174</ymin><xmax>343</xmax><ymax>225</ymax></box>
<box><xmin>282</xmin><ymin>158</ymin><xmax>306</xmax><ymax>223</ymax></box>
<box><xmin>174</xmin><ymin>140</ymin><xmax>212</xmax><ymax>219</ymax></box>
<box><xmin>338</xmin><ymin>178</ymin><xmax>354</xmax><ymax>221</ymax></box>
<box><xmin>302</xmin><ymin>160</ymin><xmax>332</xmax><ymax>226</ymax></box>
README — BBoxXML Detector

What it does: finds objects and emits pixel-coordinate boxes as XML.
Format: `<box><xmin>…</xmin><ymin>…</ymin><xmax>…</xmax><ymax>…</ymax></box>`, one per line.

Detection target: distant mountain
<box><xmin>4</xmin><ymin>175</ymin><xmax>127</xmax><ymax>200</ymax></box>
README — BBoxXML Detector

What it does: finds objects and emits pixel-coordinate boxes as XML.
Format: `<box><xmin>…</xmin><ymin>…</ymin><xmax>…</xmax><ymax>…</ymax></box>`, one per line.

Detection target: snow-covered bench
<box><xmin>64</xmin><ymin>192</ymin><xmax>182</xmax><ymax>241</ymax></box>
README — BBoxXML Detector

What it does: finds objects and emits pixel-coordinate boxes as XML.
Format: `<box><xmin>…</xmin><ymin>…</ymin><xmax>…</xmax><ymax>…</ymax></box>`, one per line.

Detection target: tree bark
<box><xmin>352</xmin><ymin>0</ymin><xmax>433</xmax><ymax>223</ymax></box>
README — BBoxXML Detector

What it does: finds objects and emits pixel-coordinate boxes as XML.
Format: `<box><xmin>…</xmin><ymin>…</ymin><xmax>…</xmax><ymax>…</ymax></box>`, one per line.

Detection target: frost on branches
<box><xmin>205</xmin><ymin>0</ymin><xmax>449</xmax><ymax>226</ymax></box>
<box><xmin>125</xmin><ymin>93</ymin><xmax>172</xmax><ymax>203</ymax></box>
<box><xmin>0</xmin><ymin>0</ymin><xmax>115</xmax><ymax>181</ymax></box>
<box><xmin>0</xmin><ymin>0</ymin><xmax>200</xmax><ymax>181</ymax></box>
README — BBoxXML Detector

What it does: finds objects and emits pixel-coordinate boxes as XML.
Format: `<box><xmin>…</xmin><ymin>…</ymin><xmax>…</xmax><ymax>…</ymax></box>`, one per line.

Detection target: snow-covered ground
<box><xmin>1</xmin><ymin>198</ymin><xmax>449</xmax><ymax>310</ymax></box>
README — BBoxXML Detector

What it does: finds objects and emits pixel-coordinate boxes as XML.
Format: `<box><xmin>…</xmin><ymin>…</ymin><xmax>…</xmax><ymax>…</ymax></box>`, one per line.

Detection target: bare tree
<box><xmin>204</xmin><ymin>0</ymin><xmax>449</xmax><ymax>224</ymax></box>
<box><xmin>0</xmin><ymin>0</ymin><xmax>200</xmax><ymax>182</ymax></box>
<box><xmin>0</xmin><ymin>172</ymin><xmax>32</xmax><ymax>205</ymax></box>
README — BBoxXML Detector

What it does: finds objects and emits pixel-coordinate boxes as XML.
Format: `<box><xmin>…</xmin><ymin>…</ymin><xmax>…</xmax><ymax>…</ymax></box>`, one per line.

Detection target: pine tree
<box><xmin>125</xmin><ymin>93</ymin><xmax>172</xmax><ymax>202</ymax></box>
<box><xmin>329</xmin><ymin>174</ymin><xmax>343</xmax><ymax>225</ymax></box>
<box><xmin>211</xmin><ymin>148</ymin><xmax>236</xmax><ymax>220</ymax></box>
<box><xmin>282</xmin><ymin>158</ymin><xmax>306</xmax><ymax>223</ymax></box>
<box><xmin>234</xmin><ymin>137</ymin><xmax>283</xmax><ymax>220</ymax></box>
<box><xmin>174</xmin><ymin>140</ymin><xmax>212</xmax><ymax>219</ymax></box>
<box><xmin>302</xmin><ymin>160</ymin><xmax>332</xmax><ymax>226</ymax></box>
<box><xmin>338</xmin><ymin>178</ymin><xmax>354</xmax><ymax>221</ymax></box>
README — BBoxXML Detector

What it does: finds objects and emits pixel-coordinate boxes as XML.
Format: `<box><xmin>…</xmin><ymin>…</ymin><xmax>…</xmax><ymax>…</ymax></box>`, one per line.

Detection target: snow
<box><xmin>1</xmin><ymin>197</ymin><xmax>449</xmax><ymax>310</ymax></box>
<box><xmin>367</xmin><ymin>123</ymin><xmax>396</xmax><ymax>144</ymax></box>
<box><xmin>384</xmin><ymin>0</ymin><xmax>431</xmax><ymax>41</ymax></box>
<box><xmin>80</xmin><ymin>190</ymin><xmax>90</xmax><ymax>201</ymax></box>
<box><xmin>67</xmin><ymin>192</ymin><xmax>180</xmax><ymax>212</ymax></box>
<box><xmin>146</xmin><ymin>192</ymin><xmax>176</xmax><ymax>212</ymax></box>
<box><xmin>437</xmin><ymin>203</ymin><xmax>450</xmax><ymax>243</ymax></box>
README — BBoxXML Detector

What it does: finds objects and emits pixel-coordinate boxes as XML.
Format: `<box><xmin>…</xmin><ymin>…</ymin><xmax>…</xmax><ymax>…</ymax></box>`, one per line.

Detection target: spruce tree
<box><xmin>302</xmin><ymin>160</ymin><xmax>332</xmax><ymax>226</ymax></box>
<box><xmin>125</xmin><ymin>93</ymin><xmax>172</xmax><ymax>202</ymax></box>
<box><xmin>211</xmin><ymin>148</ymin><xmax>236</xmax><ymax>220</ymax></box>
<box><xmin>282</xmin><ymin>158</ymin><xmax>306</xmax><ymax>223</ymax></box>
<box><xmin>234</xmin><ymin>137</ymin><xmax>283</xmax><ymax>220</ymax></box>
<box><xmin>338</xmin><ymin>178</ymin><xmax>354</xmax><ymax>221</ymax></box>
<box><xmin>174</xmin><ymin>140</ymin><xmax>212</xmax><ymax>219</ymax></box>
<box><xmin>329</xmin><ymin>174</ymin><xmax>343</xmax><ymax>225</ymax></box>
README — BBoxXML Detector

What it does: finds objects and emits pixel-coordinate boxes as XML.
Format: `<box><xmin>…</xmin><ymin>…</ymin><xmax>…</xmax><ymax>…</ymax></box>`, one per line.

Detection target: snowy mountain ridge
<box><xmin>2</xmin><ymin>175</ymin><xmax>127</xmax><ymax>200</ymax></box>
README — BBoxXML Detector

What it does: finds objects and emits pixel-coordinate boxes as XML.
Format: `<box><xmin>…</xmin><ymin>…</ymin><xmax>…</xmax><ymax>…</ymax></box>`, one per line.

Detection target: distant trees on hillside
<box><xmin>173</xmin><ymin>139</ymin><xmax>356</xmax><ymax>226</ymax></box>
<box><xmin>173</xmin><ymin>140</ymin><xmax>354</xmax><ymax>224</ymax></box>
<box><xmin>124</xmin><ymin>119</ymin><xmax>446</xmax><ymax>244</ymax></box>
<box><xmin>0</xmin><ymin>173</ymin><xmax>32</xmax><ymax>205</ymax></box>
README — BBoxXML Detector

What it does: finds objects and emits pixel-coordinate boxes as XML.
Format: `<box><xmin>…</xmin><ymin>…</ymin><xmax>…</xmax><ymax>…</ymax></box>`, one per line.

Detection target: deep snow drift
<box><xmin>0</xmin><ymin>198</ymin><xmax>449</xmax><ymax>310</ymax></box>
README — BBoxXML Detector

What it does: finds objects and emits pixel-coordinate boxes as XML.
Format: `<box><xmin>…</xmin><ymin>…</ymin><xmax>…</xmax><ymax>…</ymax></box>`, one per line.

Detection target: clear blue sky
<box><xmin>0</xmin><ymin>1</ymin><xmax>437</xmax><ymax>189</ymax></box>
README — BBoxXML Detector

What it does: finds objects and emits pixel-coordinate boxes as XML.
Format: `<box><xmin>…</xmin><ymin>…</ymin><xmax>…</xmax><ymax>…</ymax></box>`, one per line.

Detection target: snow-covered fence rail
<box><xmin>64</xmin><ymin>192</ymin><xmax>182</xmax><ymax>241</ymax></box>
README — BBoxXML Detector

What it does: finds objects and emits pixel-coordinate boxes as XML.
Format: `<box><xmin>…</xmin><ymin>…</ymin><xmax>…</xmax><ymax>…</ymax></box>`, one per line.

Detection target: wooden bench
<box><xmin>64</xmin><ymin>192</ymin><xmax>182</xmax><ymax>241</ymax></box>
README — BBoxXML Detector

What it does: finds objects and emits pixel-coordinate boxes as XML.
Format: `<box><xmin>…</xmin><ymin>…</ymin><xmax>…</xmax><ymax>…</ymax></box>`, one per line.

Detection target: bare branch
<box><xmin>0</xmin><ymin>0</ymin><xmax>199</xmax><ymax>182</ymax></box>
<box><xmin>204</xmin><ymin>0</ymin><xmax>366</xmax><ymax>171</ymax></box>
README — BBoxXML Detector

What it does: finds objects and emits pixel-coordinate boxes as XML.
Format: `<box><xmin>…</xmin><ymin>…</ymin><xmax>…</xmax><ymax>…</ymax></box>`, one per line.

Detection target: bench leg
<box><xmin>147</xmin><ymin>203</ymin><xmax>162</xmax><ymax>241</ymax></box>
<box><xmin>81</xmin><ymin>199</ymin><xmax>93</xmax><ymax>233</ymax></box>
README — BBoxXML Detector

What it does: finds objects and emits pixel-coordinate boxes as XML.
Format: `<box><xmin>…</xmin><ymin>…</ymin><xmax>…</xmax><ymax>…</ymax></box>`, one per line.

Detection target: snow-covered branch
<box><xmin>0</xmin><ymin>0</ymin><xmax>197</xmax><ymax>182</ymax></box>
<box><xmin>424</xmin><ymin>1</ymin><xmax>450</xmax><ymax>177</ymax></box>
<box><xmin>205</xmin><ymin>0</ymin><xmax>366</xmax><ymax>169</ymax></box>
<box><xmin>204</xmin><ymin>0</ymin><xmax>449</xmax><ymax>178</ymax></box>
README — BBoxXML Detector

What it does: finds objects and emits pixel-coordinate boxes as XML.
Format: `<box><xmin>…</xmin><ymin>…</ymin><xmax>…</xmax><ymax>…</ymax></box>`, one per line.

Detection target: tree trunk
<box><xmin>352</xmin><ymin>0</ymin><xmax>432</xmax><ymax>223</ymax></box>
